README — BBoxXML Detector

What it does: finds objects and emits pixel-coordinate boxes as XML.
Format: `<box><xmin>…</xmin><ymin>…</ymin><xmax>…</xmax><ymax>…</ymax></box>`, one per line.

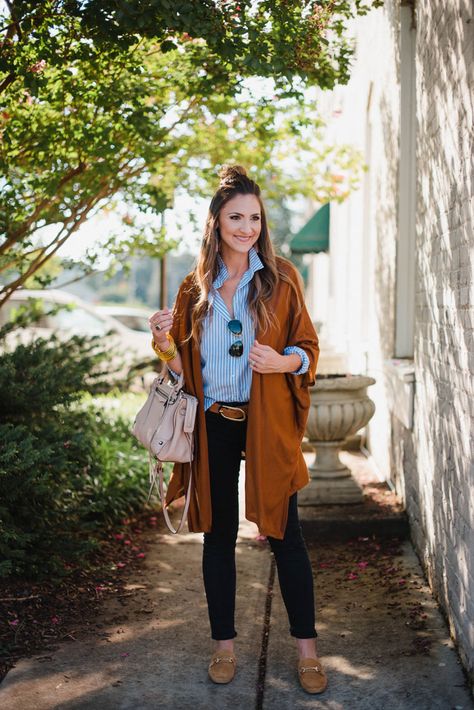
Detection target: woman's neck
<box><xmin>219</xmin><ymin>247</ymin><xmax>250</xmax><ymax>280</ymax></box>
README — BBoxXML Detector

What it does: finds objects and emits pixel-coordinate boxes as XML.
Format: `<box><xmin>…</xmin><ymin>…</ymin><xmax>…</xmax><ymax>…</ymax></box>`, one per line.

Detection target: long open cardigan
<box><xmin>165</xmin><ymin>255</ymin><xmax>320</xmax><ymax>539</ymax></box>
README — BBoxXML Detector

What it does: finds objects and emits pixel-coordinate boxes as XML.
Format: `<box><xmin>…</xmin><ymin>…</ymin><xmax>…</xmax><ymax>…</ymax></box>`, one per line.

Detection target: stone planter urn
<box><xmin>298</xmin><ymin>373</ymin><xmax>376</xmax><ymax>505</ymax></box>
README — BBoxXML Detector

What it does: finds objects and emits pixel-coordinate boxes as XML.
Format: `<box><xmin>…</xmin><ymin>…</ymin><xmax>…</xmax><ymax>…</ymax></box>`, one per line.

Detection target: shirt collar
<box><xmin>212</xmin><ymin>246</ymin><xmax>264</xmax><ymax>290</ymax></box>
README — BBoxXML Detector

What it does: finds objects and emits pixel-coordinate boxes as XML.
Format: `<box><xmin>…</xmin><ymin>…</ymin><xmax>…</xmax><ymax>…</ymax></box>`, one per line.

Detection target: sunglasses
<box><xmin>228</xmin><ymin>319</ymin><xmax>243</xmax><ymax>357</ymax></box>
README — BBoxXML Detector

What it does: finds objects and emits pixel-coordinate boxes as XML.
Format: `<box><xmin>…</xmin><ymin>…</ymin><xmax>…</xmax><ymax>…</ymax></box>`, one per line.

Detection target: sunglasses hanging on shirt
<box><xmin>228</xmin><ymin>319</ymin><xmax>243</xmax><ymax>357</ymax></box>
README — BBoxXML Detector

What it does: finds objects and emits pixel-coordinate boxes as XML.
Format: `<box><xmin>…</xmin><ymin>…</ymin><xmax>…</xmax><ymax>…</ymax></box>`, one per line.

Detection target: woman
<box><xmin>148</xmin><ymin>165</ymin><xmax>327</xmax><ymax>695</ymax></box>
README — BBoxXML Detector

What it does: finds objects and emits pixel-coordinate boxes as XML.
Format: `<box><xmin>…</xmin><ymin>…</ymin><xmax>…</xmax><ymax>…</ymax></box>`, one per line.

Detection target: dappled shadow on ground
<box><xmin>0</xmin><ymin>512</ymin><xmax>270</xmax><ymax>709</ymax></box>
<box><xmin>265</xmin><ymin>534</ymin><xmax>473</xmax><ymax>709</ymax></box>
<box><xmin>2</xmin><ymin>510</ymin><xmax>472</xmax><ymax>710</ymax></box>
<box><xmin>0</xmin><ymin>511</ymin><xmax>162</xmax><ymax>683</ymax></box>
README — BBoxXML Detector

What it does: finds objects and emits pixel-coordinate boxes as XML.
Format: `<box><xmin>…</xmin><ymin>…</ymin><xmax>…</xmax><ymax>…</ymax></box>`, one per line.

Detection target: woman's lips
<box><xmin>234</xmin><ymin>235</ymin><xmax>254</xmax><ymax>242</ymax></box>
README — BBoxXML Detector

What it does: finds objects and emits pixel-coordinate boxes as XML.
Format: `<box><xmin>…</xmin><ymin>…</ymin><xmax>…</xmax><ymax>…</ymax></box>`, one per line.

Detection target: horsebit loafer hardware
<box><xmin>209</xmin><ymin>655</ymin><xmax>235</xmax><ymax>667</ymax></box>
<box><xmin>297</xmin><ymin>657</ymin><xmax>328</xmax><ymax>694</ymax></box>
<box><xmin>208</xmin><ymin>651</ymin><xmax>236</xmax><ymax>684</ymax></box>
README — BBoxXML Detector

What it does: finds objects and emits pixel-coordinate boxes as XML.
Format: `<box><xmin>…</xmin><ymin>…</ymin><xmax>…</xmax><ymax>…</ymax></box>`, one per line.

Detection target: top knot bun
<box><xmin>218</xmin><ymin>164</ymin><xmax>248</xmax><ymax>184</ymax></box>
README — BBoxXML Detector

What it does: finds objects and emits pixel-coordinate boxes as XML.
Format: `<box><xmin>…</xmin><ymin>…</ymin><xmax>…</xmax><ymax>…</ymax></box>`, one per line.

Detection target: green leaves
<box><xmin>1</xmin><ymin>0</ymin><xmax>372</xmax><ymax>301</ymax></box>
<box><xmin>0</xmin><ymin>328</ymin><xmax>149</xmax><ymax>579</ymax></box>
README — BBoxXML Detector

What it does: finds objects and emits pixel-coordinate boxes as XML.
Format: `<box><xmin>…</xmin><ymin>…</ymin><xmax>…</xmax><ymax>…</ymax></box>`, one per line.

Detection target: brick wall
<box><xmin>320</xmin><ymin>0</ymin><xmax>474</xmax><ymax>687</ymax></box>
<box><xmin>410</xmin><ymin>0</ymin><xmax>474</xmax><ymax>680</ymax></box>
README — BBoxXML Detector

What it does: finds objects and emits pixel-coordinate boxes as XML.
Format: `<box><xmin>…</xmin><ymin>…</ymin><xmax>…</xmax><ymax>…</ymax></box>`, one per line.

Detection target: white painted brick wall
<box><xmin>406</xmin><ymin>0</ymin><xmax>473</xmax><ymax>684</ymax></box>
<box><xmin>317</xmin><ymin>0</ymin><xmax>474</xmax><ymax>688</ymax></box>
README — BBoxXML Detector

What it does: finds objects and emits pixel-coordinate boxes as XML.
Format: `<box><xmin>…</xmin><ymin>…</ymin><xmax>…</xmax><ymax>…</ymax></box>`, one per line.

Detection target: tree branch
<box><xmin>0</xmin><ymin>162</ymin><xmax>88</xmax><ymax>255</ymax></box>
<box><xmin>0</xmin><ymin>177</ymin><xmax>113</xmax><ymax>306</ymax></box>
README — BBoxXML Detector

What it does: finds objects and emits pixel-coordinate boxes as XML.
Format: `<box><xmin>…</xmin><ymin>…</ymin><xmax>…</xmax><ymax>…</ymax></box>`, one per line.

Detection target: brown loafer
<box><xmin>208</xmin><ymin>649</ymin><xmax>236</xmax><ymax>684</ymax></box>
<box><xmin>297</xmin><ymin>656</ymin><xmax>328</xmax><ymax>694</ymax></box>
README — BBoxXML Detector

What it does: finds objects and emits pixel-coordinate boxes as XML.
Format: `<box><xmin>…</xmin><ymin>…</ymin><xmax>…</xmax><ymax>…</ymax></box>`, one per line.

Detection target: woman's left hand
<box><xmin>249</xmin><ymin>339</ymin><xmax>291</xmax><ymax>374</ymax></box>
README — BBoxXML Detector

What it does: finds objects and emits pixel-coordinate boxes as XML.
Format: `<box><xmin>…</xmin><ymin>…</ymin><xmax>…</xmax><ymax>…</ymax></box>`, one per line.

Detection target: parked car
<box><xmin>0</xmin><ymin>289</ymin><xmax>158</xmax><ymax>387</ymax></box>
<box><xmin>96</xmin><ymin>305</ymin><xmax>151</xmax><ymax>333</ymax></box>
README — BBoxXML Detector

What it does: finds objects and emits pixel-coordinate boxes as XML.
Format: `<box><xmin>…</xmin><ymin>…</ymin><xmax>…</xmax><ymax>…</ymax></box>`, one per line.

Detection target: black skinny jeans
<box><xmin>202</xmin><ymin>405</ymin><xmax>318</xmax><ymax>641</ymax></box>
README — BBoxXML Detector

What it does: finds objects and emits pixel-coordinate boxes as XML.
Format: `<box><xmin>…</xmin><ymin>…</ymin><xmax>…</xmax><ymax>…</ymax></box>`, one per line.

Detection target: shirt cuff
<box><xmin>283</xmin><ymin>346</ymin><xmax>310</xmax><ymax>375</ymax></box>
<box><xmin>167</xmin><ymin>366</ymin><xmax>180</xmax><ymax>381</ymax></box>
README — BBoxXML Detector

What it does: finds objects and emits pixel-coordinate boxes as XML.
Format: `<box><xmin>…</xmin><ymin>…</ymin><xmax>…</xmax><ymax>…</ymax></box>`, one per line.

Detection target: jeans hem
<box><xmin>211</xmin><ymin>631</ymin><xmax>238</xmax><ymax>640</ymax></box>
<box><xmin>291</xmin><ymin>630</ymin><xmax>318</xmax><ymax>639</ymax></box>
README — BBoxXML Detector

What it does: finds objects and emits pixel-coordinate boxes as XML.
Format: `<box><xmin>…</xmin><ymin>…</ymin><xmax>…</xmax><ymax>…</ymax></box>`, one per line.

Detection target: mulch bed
<box><xmin>0</xmin><ymin>512</ymin><xmax>160</xmax><ymax>683</ymax></box>
<box><xmin>308</xmin><ymin>534</ymin><xmax>435</xmax><ymax>657</ymax></box>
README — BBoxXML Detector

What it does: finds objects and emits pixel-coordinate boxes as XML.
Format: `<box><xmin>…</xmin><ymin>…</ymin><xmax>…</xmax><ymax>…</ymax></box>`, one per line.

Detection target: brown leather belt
<box><xmin>208</xmin><ymin>402</ymin><xmax>249</xmax><ymax>421</ymax></box>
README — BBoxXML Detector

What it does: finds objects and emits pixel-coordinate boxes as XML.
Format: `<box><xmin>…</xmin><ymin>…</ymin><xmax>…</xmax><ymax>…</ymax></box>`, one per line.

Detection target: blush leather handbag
<box><xmin>131</xmin><ymin>366</ymin><xmax>198</xmax><ymax>533</ymax></box>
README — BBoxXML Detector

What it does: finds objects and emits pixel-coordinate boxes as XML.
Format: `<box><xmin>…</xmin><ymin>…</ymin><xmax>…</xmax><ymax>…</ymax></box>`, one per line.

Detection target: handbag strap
<box><xmin>158</xmin><ymin>364</ymin><xmax>184</xmax><ymax>393</ymax></box>
<box><xmin>160</xmin><ymin>461</ymin><xmax>193</xmax><ymax>534</ymax></box>
<box><xmin>147</xmin><ymin>453</ymin><xmax>193</xmax><ymax>534</ymax></box>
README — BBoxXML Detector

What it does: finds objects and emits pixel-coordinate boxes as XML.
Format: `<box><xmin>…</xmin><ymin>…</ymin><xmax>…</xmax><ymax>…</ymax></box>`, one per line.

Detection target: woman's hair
<box><xmin>187</xmin><ymin>164</ymin><xmax>303</xmax><ymax>344</ymax></box>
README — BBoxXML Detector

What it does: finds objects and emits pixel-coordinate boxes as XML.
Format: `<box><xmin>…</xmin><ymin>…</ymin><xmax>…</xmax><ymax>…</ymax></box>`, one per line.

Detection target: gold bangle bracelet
<box><xmin>151</xmin><ymin>333</ymin><xmax>174</xmax><ymax>354</ymax></box>
<box><xmin>158</xmin><ymin>347</ymin><xmax>178</xmax><ymax>362</ymax></box>
<box><xmin>151</xmin><ymin>336</ymin><xmax>178</xmax><ymax>361</ymax></box>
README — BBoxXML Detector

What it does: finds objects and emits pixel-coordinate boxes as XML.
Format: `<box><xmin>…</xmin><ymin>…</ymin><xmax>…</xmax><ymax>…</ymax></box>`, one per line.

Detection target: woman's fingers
<box><xmin>153</xmin><ymin>317</ymin><xmax>173</xmax><ymax>331</ymax></box>
<box><xmin>249</xmin><ymin>342</ymin><xmax>285</xmax><ymax>373</ymax></box>
<box><xmin>148</xmin><ymin>308</ymin><xmax>173</xmax><ymax>333</ymax></box>
<box><xmin>249</xmin><ymin>342</ymin><xmax>272</xmax><ymax>363</ymax></box>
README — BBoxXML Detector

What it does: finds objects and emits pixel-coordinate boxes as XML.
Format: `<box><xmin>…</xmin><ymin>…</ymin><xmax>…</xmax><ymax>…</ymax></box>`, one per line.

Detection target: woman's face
<box><xmin>217</xmin><ymin>193</ymin><xmax>262</xmax><ymax>258</ymax></box>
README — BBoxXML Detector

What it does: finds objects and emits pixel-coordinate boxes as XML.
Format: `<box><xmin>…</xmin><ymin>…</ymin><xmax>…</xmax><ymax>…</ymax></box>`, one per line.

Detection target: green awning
<box><xmin>290</xmin><ymin>202</ymin><xmax>330</xmax><ymax>254</ymax></box>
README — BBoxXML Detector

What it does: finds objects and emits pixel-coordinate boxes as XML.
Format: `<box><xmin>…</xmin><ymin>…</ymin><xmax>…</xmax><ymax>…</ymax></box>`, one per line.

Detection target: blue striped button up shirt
<box><xmin>171</xmin><ymin>247</ymin><xmax>309</xmax><ymax>410</ymax></box>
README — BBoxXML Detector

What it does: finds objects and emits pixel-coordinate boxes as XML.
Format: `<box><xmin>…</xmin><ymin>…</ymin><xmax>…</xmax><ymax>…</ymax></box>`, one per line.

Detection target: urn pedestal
<box><xmin>298</xmin><ymin>374</ymin><xmax>376</xmax><ymax>505</ymax></box>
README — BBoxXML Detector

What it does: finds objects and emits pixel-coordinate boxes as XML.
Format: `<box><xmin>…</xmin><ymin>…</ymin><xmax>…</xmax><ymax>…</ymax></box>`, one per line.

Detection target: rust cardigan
<box><xmin>165</xmin><ymin>255</ymin><xmax>320</xmax><ymax>540</ymax></box>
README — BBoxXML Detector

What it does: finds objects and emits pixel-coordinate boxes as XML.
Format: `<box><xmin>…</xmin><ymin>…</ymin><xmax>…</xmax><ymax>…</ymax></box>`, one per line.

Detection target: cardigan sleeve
<box><xmin>167</xmin><ymin>271</ymin><xmax>199</xmax><ymax>345</ymax></box>
<box><xmin>284</xmin><ymin>265</ymin><xmax>320</xmax><ymax>389</ymax></box>
<box><xmin>165</xmin><ymin>273</ymin><xmax>195</xmax><ymax>382</ymax></box>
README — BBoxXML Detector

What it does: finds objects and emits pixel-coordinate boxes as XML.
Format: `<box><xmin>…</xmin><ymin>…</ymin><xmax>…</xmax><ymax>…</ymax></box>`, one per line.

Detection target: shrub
<box><xmin>0</xmin><ymin>322</ymin><xmax>153</xmax><ymax>579</ymax></box>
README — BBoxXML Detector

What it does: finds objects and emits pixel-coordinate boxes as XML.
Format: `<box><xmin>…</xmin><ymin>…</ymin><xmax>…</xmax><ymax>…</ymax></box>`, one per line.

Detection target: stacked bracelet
<box><xmin>151</xmin><ymin>334</ymin><xmax>178</xmax><ymax>362</ymax></box>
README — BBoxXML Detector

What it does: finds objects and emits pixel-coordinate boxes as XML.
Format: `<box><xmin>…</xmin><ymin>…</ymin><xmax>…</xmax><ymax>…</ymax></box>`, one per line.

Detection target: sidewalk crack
<box><xmin>255</xmin><ymin>555</ymin><xmax>276</xmax><ymax>710</ymax></box>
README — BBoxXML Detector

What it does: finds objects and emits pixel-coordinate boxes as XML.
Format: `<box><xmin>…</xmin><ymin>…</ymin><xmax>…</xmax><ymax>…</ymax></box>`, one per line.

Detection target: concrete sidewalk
<box><xmin>1</xmin><ymin>454</ymin><xmax>473</xmax><ymax>709</ymax></box>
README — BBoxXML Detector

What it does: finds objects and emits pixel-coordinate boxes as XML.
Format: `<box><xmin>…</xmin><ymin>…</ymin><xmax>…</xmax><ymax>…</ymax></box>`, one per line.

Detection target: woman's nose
<box><xmin>238</xmin><ymin>222</ymin><xmax>255</xmax><ymax>235</ymax></box>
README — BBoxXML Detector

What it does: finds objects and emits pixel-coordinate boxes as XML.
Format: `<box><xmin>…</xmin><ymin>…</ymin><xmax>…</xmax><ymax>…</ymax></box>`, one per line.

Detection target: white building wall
<box><xmin>313</xmin><ymin>1</ymin><xmax>400</xmax><ymax>476</ymax></box>
<box><xmin>412</xmin><ymin>0</ymin><xmax>474</xmax><ymax>679</ymax></box>
<box><xmin>309</xmin><ymin>0</ymin><xmax>474</xmax><ymax>685</ymax></box>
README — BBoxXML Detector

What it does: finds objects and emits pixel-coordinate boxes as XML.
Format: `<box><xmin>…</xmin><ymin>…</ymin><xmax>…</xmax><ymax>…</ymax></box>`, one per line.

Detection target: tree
<box><xmin>0</xmin><ymin>1</ymin><xmax>379</xmax><ymax>304</ymax></box>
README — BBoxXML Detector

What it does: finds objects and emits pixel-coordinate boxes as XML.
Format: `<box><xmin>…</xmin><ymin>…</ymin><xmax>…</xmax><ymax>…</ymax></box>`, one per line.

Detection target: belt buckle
<box><xmin>218</xmin><ymin>404</ymin><xmax>247</xmax><ymax>422</ymax></box>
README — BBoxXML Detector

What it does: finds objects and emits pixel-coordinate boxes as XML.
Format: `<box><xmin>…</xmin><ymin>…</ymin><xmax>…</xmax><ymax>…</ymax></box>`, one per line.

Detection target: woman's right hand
<box><xmin>149</xmin><ymin>308</ymin><xmax>174</xmax><ymax>349</ymax></box>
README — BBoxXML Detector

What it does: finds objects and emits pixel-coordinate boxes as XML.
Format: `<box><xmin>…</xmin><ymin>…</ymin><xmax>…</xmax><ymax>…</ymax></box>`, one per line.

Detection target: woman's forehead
<box><xmin>222</xmin><ymin>193</ymin><xmax>261</xmax><ymax>214</ymax></box>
